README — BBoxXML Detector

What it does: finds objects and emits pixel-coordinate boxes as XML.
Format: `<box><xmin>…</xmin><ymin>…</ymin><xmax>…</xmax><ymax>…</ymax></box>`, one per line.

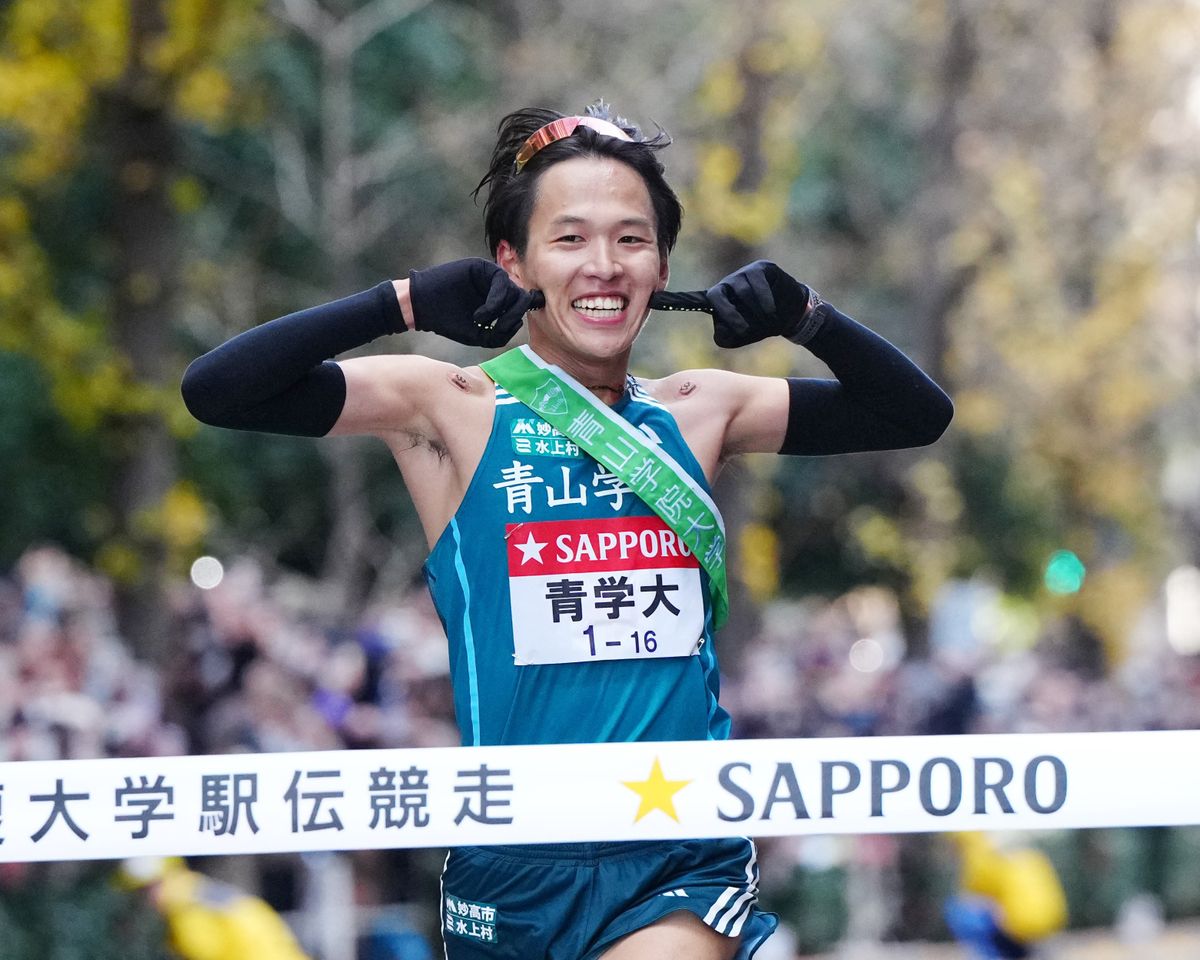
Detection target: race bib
<box><xmin>506</xmin><ymin>516</ymin><xmax>704</xmax><ymax>665</ymax></box>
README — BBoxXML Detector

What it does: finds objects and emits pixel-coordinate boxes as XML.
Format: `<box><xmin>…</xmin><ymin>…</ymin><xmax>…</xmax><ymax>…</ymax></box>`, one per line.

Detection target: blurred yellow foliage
<box><xmin>745</xmin><ymin>38</ymin><xmax>789</xmax><ymax>76</ymax></box>
<box><xmin>0</xmin><ymin>0</ymin><xmax>130</xmax><ymax>180</ymax></box>
<box><xmin>692</xmin><ymin>143</ymin><xmax>792</xmax><ymax>245</ymax></box>
<box><xmin>160</xmin><ymin>482</ymin><xmax>211</xmax><ymax>550</ymax></box>
<box><xmin>697</xmin><ymin>60</ymin><xmax>744</xmax><ymax>117</ymax></box>
<box><xmin>739</xmin><ymin>521</ymin><xmax>780</xmax><ymax>603</ymax></box>
<box><xmin>0</xmin><ymin>0</ymin><xmax>268</xmax><ymax>438</ymax></box>
<box><xmin>175</xmin><ymin>64</ymin><xmax>233</xmax><ymax>126</ymax></box>
<box><xmin>0</xmin><ymin>195</ymin><xmax>29</xmax><ymax>232</ymax></box>
<box><xmin>152</xmin><ymin>0</ymin><xmax>268</xmax><ymax>128</ymax></box>
<box><xmin>1076</xmin><ymin>563</ymin><xmax>1154</xmax><ymax>664</ymax></box>
<box><xmin>0</xmin><ymin>54</ymin><xmax>91</xmax><ymax>181</ymax></box>
<box><xmin>910</xmin><ymin>539</ymin><xmax>960</xmax><ymax>614</ymax></box>
<box><xmin>950</xmin><ymin>388</ymin><xmax>1005</xmax><ymax>436</ymax></box>
<box><xmin>664</xmin><ymin>325</ymin><xmax>717</xmax><ymax>372</ymax></box>
<box><xmin>850</xmin><ymin>508</ymin><xmax>905</xmax><ymax>568</ymax></box>
<box><xmin>1097</xmin><ymin>369</ymin><xmax>1161</xmax><ymax>429</ymax></box>
<box><xmin>939</xmin><ymin>31</ymin><xmax>1191</xmax><ymax>656</ymax></box>
<box><xmin>5</xmin><ymin>0</ymin><xmax>129</xmax><ymax>76</ymax></box>
<box><xmin>169</xmin><ymin>174</ymin><xmax>206</xmax><ymax>214</ymax></box>
<box><xmin>908</xmin><ymin>459</ymin><xmax>964</xmax><ymax>525</ymax></box>
<box><xmin>0</xmin><ymin>0</ymin><xmax>265</xmax><ymax>183</ymax></box>
<box><xmin>95</xmin><ymin>538</ymin><xmax>143</xmax><ymax>585</ymax></box>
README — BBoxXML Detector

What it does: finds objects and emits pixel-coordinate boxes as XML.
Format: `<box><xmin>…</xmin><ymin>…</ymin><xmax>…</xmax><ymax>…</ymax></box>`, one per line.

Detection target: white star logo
<box><xmin>514</xmin><ymin>531</ymin><xmax>548</xmax><ymax>565</ymax></box>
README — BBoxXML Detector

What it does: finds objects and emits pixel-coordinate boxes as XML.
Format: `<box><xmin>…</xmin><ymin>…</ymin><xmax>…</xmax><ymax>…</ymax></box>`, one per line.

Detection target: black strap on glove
<box><xmin>650</xmin><ymin>260</ymin><xmax>824</xmax><ymax>348</ymax></box>
<box><xmin>408</xmin><ymin>258</ymin><xmax>544</xmax><ymax>348</ymax></box>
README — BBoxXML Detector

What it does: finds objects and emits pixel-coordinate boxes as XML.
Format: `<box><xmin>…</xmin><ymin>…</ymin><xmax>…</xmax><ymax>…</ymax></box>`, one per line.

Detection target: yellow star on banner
<box><xmin>622</xmin><ymin>757</ymin><xmax>692</xmax><ymax>823</ymax></box>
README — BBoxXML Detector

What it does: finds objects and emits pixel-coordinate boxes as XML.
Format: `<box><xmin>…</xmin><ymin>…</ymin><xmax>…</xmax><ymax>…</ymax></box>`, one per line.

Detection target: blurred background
<box><xmin>1</xmin><ymin>0</ymin><xmax>1199</xmax><ymax>957</ymax></box>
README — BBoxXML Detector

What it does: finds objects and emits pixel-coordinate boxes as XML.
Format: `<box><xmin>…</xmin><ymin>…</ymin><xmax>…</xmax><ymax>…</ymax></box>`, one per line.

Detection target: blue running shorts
<box><xmin>439</xmin><ymin>837</ymin><xmax>778</xmax><ymax>959</ymax></box>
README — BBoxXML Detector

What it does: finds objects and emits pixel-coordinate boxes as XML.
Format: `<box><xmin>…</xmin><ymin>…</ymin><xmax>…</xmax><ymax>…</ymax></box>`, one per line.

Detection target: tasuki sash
<box><xmin>482</xmin><ymin>345</ymin><xmax>729</xmax><ymax>629</ymax></box>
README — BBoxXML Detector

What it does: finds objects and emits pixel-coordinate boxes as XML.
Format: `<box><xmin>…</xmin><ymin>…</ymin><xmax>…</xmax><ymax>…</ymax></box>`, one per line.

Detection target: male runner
<box><xmin>182</xmin><ymin>101</ymin><xmax>953</xmax><ymax>959</ymax></box>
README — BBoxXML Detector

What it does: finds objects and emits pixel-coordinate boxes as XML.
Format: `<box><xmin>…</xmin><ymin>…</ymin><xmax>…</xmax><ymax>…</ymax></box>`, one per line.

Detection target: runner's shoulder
<box><xmin>346</xmin><ymin>354</ymin><xmax>492</xmax><ymax>395</ymax></box>
<box><xmin>639</xmin><ymin>368</ymin><xmax>748</xmax><ymax>406</ymax></box>
<box><xmin>336</xmin><ymin>355</ymin><xmax>494</xmax><ymax>439</ymax></box>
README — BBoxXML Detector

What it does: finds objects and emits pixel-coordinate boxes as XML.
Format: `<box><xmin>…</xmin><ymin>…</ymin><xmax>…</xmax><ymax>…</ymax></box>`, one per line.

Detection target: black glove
<box><xmin>650</xmin><ymin>260</ymin><xmax>824</xmax><ymax>348</ymax></box>
<box><xmin>408</xmin><ymin>258</ymin><xmax>544</xmax><ymax>348</ymax></box>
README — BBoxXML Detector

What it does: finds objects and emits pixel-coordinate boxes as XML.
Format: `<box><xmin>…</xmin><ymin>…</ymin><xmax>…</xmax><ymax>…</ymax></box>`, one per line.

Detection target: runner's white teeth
<box><xmin>572</xmin><ymin>296</ymin><xmax>627</xmax><ymax>314</ymax></box>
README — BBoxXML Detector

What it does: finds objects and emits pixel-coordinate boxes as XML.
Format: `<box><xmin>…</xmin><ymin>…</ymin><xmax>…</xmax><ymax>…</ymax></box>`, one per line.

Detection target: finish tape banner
<box><xmin>1</xmin><ymin>731</ymin><xmax>1197</xmax><ymax>863</ymax></box>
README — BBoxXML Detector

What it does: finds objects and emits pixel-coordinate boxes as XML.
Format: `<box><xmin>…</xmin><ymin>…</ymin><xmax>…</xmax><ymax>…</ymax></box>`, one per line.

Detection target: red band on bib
<box><xmin>506</xmin><ymin>517</ymin><xmax>700</xmax><ymax>577</ymax></box>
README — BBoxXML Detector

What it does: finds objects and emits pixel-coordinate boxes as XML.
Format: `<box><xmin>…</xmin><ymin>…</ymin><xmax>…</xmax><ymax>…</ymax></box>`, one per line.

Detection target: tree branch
<box><xmin>334</xmin><ymin>0</ymin><xmax>436</xmax><ymax>53</ymax></box>
<box><xmin>350</xmin><ymin>124</ymin><xmax>416</xmax><ymax>190</ymax></box>
<box><xmin>271</xmin><ymin>121</ymin><xmax>317</xmax><ymax>234</ymax></box>
<box><xmin>272</xmin><ymin>0</ymin><xmax>331</xmax><ymax>43</ymax></box>
<box><xmin>336</xmin><ymin>190</ymin><xmax>405</xmax><ymax>258</ymax></box>
<box><xmin>183</xmin><ymin>136</ymin><xmax>313</xmax><ymax>237</ymax></box>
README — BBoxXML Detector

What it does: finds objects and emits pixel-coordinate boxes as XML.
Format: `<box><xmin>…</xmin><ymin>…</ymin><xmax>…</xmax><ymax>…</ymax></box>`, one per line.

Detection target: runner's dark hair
<box><xmin>473</xmin><ymin>100</ymin><xmax>682</xmax><ymax>258</ymax></box>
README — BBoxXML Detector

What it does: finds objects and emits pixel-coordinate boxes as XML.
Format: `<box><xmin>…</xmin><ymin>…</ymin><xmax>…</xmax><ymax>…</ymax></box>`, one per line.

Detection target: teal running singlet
<box><xmin>424</xmin><ymin>373</ymin><xmax>732</xmax><ymax>747</ymax></box>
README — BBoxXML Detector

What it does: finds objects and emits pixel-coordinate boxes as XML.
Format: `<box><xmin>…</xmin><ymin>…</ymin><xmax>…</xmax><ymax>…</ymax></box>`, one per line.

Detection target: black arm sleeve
<box><xmin>180</xmin><ymin>280</ymin><xmax>404</xmax><ymax>437</ymax></box>
<box><xmin>780</xmin><ymin>303</ymin><xmax>953</xmax><ymax>455</ymax></box>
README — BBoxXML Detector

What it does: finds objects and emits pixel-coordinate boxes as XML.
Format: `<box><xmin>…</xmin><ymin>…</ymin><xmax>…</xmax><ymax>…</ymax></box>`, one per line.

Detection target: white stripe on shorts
<box><xmin>713</xmin><ymin>840</ymin><xmax>760</xmax><ymax>936</ymax></box>
<box><xmin>440</xmin><ymin>851</ymin><xmax>451</xmax><ymax>960</ymax></box>
<box><xmin>702</xmin><ymin>886</ymin><xmax>738</xmax><ymax>926</ymax></box>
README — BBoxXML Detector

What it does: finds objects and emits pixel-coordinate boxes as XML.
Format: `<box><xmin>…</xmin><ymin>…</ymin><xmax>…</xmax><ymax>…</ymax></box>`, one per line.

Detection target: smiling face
<box><xmin>497</xmin><ymin>156</ymin><xmax>669</xmax><ymax>384</ymax></box>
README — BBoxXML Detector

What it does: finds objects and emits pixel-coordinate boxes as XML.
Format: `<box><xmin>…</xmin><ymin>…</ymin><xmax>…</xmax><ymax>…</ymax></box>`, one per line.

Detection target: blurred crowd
<box><xmin>725</xmin><ymin>581</ymin><xmax>1200</xmax><ymax>744</ymax></box>
<box><xmin>7</xmin><ymin>544</ymin><xmax>1199</xmax><ymax>768</ymax></box>
<box><xmin>2</xmin><ymin>543</ymin><xmax>1200</xmax><ymax>958</ymax></box>
<box><xmin>0</xmin><ymin>545</ymin><xmax>462</xmax><ymax>766</ymax></box>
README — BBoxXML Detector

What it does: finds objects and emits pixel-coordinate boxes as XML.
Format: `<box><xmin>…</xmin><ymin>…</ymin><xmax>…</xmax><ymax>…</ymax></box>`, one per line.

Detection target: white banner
<box><xmin>0</xmin><ymin>731</ymin><xmax>1197</xmax><ymax>863</ymax></box>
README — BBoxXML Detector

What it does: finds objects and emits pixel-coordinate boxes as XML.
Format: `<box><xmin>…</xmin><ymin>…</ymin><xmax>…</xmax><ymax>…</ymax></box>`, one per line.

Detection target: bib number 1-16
<box><xmin>584</xmin><ymin>626</ymin><xmax>659</xmax><ymax>658</ymax></box>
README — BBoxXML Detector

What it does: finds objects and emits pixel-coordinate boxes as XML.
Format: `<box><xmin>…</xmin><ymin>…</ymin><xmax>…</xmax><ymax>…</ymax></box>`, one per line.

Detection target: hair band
<box><xmin>514</xmin><ymin>116</ymin><xmax>634</xmax><ymax>172</ymax></box>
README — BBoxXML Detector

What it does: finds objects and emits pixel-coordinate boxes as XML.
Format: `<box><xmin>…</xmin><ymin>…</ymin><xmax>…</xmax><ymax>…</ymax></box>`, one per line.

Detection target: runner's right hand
<box><xmin>408</xmin><ymin>258</ymin><xmax>544</xmax><ymax>347</ymax></box>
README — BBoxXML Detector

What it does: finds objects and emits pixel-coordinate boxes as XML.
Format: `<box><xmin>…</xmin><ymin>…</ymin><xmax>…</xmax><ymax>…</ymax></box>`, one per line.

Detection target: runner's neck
<box><xmin>524</xmin><ymin>344</ymin><xmax>632</xmax><ymax>406</ymax></box>
<box><xmin>586</xmin><ymin>382</ymin><xmax>627</xmax><ymax>404</ymax></box>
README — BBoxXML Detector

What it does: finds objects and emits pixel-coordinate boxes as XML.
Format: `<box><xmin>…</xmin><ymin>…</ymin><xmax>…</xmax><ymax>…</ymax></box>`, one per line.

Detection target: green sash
<box><xmin>482</xmin><ymin>345</ymin><xmax>729</xmax><ymax>629</ymax></box>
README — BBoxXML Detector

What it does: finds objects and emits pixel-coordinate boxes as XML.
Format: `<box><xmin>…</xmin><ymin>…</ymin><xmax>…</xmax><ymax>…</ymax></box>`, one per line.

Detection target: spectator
<box><xmin>118</xmin><ymin>857</ymin><xmax>312</xmax><ymax>960</ymax></box>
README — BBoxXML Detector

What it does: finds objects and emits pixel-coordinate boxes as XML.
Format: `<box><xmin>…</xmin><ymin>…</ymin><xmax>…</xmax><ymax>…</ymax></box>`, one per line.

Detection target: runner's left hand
<box><xmin>650</xmin><ymin>260</ymin><xmax>821</xmax><ymax>348</ymax></box>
